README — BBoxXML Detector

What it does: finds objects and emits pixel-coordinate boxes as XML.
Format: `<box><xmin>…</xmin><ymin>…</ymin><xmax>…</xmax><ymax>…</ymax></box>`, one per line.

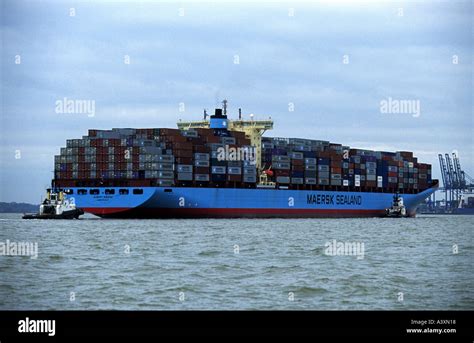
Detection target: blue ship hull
<box><xmin>64</xmin><ymin>185</ymin><xmax>438</xmax><ymax>218</ymax></box>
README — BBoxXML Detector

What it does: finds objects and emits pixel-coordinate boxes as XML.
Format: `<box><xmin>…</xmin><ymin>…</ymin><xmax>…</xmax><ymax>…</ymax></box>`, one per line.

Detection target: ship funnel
<box><xmin>210</xmin><ymin>108</ymin><xmax>228</xmax><ymax>129</ymax></box>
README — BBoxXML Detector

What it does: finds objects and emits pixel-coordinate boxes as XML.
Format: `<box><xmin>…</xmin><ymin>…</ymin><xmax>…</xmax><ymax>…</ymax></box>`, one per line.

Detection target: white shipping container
<box><xmin>227</xmin><ymin>167</ymin><xmax>242</xmax><ymax>175</ymax></box>
<box><xmin>158</xmin><ymin>171</ymin><xmax>174</xmax><ymax>179</ymax></box>
<box><xmin>243</xmin><ymin>175</ymin><xmax>257</xmax><ymax>183</ymax></box>
<box><xmin>243</xmin><ymin>166</ymin><xmax>257</xmax><ymax>174</ymax></box>
<box><xmin>276</xmin><ymin>176</ymin><xmax>290</xmax><ymax>184</ymax></box>
<box><xmin>177</xmin><ymin>164</ymin><xmax>193</xmax><ymax>173</ymax></box>
<box><xmin>274</xmin><ymin>162</ymin><xmax>290</xmax><ymax>170</ymax></box>
<box><xmin>177</xmin><ymin>172</ymin><xmax>193</xmax><ymax>181</ymax></box>
<box><xmin>272</xmin><ymin>155</ymin><xmax>290</xmax><ymax>162</ymax></box>
<box><xmin>158</xmin><ymin>179</ymin><xmax>174</xmax><ymax>187</ymax></box>
<box><xmin>194</xmin><ymin>160</ymin><xmax>210</xmax><ymax>167</ymax></box>
<box><xmin>194</xmin><ymin>153</ymin><xmax>210</xmax><ymax>161</ymax></box>
<box><xmin>291</xmin><ymin>152</ymin><xmax>304</xmax><ymax>160</ymax></box>
<box><xmin>211</xmin><ymin>166</ymin><xmax>226</xmax><ymax>174</ymax></box>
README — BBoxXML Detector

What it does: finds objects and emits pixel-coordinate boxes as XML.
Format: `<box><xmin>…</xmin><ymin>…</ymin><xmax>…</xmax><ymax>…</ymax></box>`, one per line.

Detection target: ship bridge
<box><xmin>177</xmin><ymin>101</ymin><xmax>273</xmax><ymax>170</ymax></box>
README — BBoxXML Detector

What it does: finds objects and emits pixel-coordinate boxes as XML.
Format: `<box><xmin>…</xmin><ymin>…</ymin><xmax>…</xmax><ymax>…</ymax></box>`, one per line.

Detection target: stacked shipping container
<box><xmin>54</xmin><ymin>128</ymin><xmax>256</xmax><ymax>188</ymax></box>
<box><xmin>261</xmin><ymin>137</ymin><xmax>432</xmax><ymax>192</ymax></box>
<box><xmin>53</xmin><ymin>128</ymin><xmax>432</xmax><ymax>194</ymax></box>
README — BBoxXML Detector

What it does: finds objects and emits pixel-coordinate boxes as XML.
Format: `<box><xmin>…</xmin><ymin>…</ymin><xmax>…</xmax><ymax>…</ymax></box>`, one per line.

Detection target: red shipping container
<box><xmin>188</xmin><ymin>137</ymin><xmax>204</xmax><ymax>145</ymax></box>
<box><xmin>129</xmin><ymin>179</ymin><xmax>151</xmax><ymax>186</ymax></box>
<box><xmin>193</xmin><ymin>145</ymin><xmax>209</xmax><ymax>153</ymax></box>
<box><xmin>291</xmin><ymin>165</ymin><xmax>304</xmax><ymax>172</ymax></box>
<box><xmin>59</xmin><ymin>180</ymin><xmax>75</xmax><ymax>187</ymax></box>
<box><xmin>194</xmin><ymin>167</ymin><xmax>210</xmax><ymax>174</ymax></box>
<box><xmin>276</xmin><ymin>170</ymin><xmax>290</xmax><ymax>177</ymax></box>
<box><xmin>237</xmin><ymin>138</ymin><xmax>251</xmax><ymax>146</ymax></box>
<box><xmin>230</xmin><ymin>130</ymin><xmax>245</xmax><ymax>139</ymax></box>
<box><xmin>196</xmin><ymin>128</ymin><xmax>214</xmax><ymax>136</ymax></box>
<box><xmin>115</xmin><ymin>147</ymin><xmax>126</xmax><ymax>155</ymax></box>
<box><xmin>227</xmin><ymin>175</ymin><xmax>242</xmax><ymax>182</ymax></box>
<box><xmin>159</xmin><ymin>128</ymin><xmax>181</xmax><ymax>136</ymax></box>
<box><xmin>173</xmin><ymin>149</ymin><xmax>193</xmax><ymax>158</ymax></box>
<box><xmin>176</xmin><ymin>157</ymin><xmax>193</xmax><ymax>164</ymax></box>
<box><xmin>165</xmin><ymin>135</ymin><xmax>187</xmax><ymax>143</ymax></box>
<box><xmin>204</xmin><ymin>136</ymin><xmax>220</xmax><ymax>144</ymax></box>
<box><xmin>399</xmin><ymin>151</ymin><xmax>413</xmax><ymax>158</ymax></box>
<box><xmin>174</xmin><ymin>142</ymin><xmax>193</xmax><ymax>150</ymax></box>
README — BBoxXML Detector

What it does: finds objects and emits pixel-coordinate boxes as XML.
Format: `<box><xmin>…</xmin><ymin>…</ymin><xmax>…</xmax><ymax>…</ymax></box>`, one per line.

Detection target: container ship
<box><xmin>52</xmin><ymin>102</ymin><xmax>438</xmax><ymax>218</ymax></box>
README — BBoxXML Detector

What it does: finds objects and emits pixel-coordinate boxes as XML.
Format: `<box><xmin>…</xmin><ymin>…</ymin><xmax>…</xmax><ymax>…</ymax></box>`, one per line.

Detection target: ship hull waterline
<box><xmin>65</xmin><ymin>184</ymin><xmax>438</xmax><ymax>219</ymax></box>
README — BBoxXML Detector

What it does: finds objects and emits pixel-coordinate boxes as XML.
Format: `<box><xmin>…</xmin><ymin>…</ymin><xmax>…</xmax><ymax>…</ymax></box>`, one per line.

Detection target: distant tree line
<box><xmin>0</xmin><ymin>202</ymin><xmax>38</xmax><ymax>213</ymax></box>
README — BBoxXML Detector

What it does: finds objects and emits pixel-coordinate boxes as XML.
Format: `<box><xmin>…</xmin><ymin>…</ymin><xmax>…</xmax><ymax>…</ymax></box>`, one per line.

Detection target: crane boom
<box><xmin>438</xmin><ymin>154</ymin><xmax>449</xmax><ymax>189</ymax></box>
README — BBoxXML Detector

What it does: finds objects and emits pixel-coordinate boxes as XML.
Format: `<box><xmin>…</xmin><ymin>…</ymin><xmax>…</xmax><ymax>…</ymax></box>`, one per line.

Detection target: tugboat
<box><xmin>22</xmin><ymin>189</ymin><xmax>84</xmax><ymax>219</ymax></box>
<box><xmin>385</xmin><ymin>193</ymin><xmax>407</xmax><ymax>217</ymax></box>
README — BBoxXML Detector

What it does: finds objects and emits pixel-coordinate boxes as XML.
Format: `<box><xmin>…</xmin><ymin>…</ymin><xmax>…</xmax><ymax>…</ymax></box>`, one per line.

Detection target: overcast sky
<box><xmin>1</xmin><ymin>0</ymin><xmax>472</xmax><ymax>203</ymax></box>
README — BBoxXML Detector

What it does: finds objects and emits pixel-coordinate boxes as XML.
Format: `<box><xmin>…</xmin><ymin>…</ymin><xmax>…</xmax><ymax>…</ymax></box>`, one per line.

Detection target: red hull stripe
<box><xmin>82</xmin><ymin>207</ymin><xmax>386</xmax><ymax>216</ymax></box>
<box><xmin>82</xmin><ymin>207</ymin><xmax>130</xmax><ymax>215</ymax></box>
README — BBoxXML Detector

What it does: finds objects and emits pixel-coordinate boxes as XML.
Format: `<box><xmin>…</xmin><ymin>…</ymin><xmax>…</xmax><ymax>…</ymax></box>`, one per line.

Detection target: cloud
<box><xmin>1</xmin><ymin>0</ymin><xmax>472</xmax><ymax>202</ymax></box>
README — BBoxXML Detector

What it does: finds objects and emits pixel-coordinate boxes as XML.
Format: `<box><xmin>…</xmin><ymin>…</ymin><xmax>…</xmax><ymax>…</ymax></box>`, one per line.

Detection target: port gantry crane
<box><xmin>437</xmin><ymin>152</ymin><xmax>474</xmax><ymax>211</ymax></box>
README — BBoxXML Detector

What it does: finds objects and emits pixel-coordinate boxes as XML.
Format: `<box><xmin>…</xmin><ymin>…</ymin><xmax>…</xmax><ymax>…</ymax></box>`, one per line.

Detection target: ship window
<box><xmin>90</xmin><ymin>189</ymin><xmax>100</xmax><ymax>195</ymax></box>
<box><xmin>119</xmin><ymin>189</ymin><xmax>129</xmax><ymax>195</ymax></box>
<box><xmin>105</xmin><ymin>189</ymin><xmax>115</xmax><ymax>195</ymax></box>
<box><xmin>164</xmin><ymin>189</ymin><xmax>172</xmax><ymax>193</ymax></box>
<box><xmin>64</xmin><ymin>189</ymin><xmax>73</xmax><ymax>194</ymax></box>
<box><xmin>133</xmin><ymin>189</ymin><xmax>143</xmax><ymax>195</ymax></box>
<box><xmin>78</xmin><ymin>189</ymin><xmax>87</xmax><ymax>195</ymax></box>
